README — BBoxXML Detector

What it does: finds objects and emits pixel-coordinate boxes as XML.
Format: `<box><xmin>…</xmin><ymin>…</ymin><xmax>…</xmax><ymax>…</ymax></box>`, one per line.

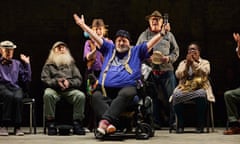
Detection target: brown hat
<box><xmin>91</xmin><ymin>19</ymin><xmax>108</xmax><ymax>28</ymax></box>
<box><xmin>145</xmin><ymin>10</ymin><xmax>162</xmax><ymax>20</ymax></box>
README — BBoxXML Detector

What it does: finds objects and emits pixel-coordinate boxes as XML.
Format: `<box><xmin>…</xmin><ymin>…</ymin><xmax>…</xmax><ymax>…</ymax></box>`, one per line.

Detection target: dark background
<box><xmin>1</xmin><ymin>0</ymin><xmax>240</xmax><ymax>127</ymax></box>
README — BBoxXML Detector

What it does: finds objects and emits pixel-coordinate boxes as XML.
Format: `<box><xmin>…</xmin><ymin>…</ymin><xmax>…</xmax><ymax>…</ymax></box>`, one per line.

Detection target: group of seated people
<box><xmin>0</xmin><ymin>11</ymin><xmax>239</xmax><ymax>137</ymax></box>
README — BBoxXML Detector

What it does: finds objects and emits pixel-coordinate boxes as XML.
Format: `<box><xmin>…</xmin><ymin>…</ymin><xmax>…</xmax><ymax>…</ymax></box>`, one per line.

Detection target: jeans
<box><xmin>150</xmin><ymin>71</ymin><xmax>176</xmax><ymax>126</ymax></box>
<box><xmin>224</xmin><ymin>87</ymin><xmax>240</xmax><ymax>123</ymax></box>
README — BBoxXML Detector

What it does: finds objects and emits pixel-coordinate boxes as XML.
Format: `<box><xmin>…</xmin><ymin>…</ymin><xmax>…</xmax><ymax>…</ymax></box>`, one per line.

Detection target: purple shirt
<box><xmin>0</xmin><ymin>57</ymin><xmax>31</xmax><ymax>88</ymax></box>
<box><xmin>83</xmin><ymin>39</ymin><xmax>113</xmax><ymax>71</ymax></box>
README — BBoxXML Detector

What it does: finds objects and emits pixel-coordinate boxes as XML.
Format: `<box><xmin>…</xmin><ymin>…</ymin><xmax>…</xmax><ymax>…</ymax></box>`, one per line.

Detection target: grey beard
<box><xmin>116</xmin><ymin>46</ymin><xmax>129</xmax><ymax>53</ymax></box>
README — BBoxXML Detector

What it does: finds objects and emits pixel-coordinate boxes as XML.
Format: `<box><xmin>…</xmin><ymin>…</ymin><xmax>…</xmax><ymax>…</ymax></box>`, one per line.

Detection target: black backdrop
<box><xmin>1</xmin><ymin>0</ymin><xmax>240</xmax><ymax>126</ymax></box>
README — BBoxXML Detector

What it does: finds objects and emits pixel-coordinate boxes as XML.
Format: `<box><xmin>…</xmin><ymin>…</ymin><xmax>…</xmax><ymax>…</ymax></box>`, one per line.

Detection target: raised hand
<box><xmin>233</xmin><ymin>32</ymin><xmax>240</xmax><ymax>48</ymax></box>
<box><xmin>233</xmin><ymin>33</ymin><xmax>240</xmax><ymax>58</ymax></box>
<box><xmin>186</xmin><ymin>53</ymin><xmax>194</xmax><ymax>66</ymax></box>
<box><xmin>73</xmin><ymin>14</ymin><xmax>85</xmax><ymax>27</ymax></box>
<box><xmin>160</xmin><ymin>23</ymin><xmax>166</xmax><ymax>35</ymax></box>
<box><xmin>165</xmin><ymin>23</ymin><xmax>171</xmax><ymax>32</ymax></box>
<box><xmin>20</xmin><ymin>54</ymin><xmax>30</xmax><ymax>64</ymax></box>
<box><xmin>73</xmin><ymin>13</ymin><xmax>104</xmax><ymax>47</ymax></box>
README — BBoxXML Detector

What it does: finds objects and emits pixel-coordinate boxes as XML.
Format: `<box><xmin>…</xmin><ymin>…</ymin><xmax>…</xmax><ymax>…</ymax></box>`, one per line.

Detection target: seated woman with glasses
<box><xmin>171</xmin><ymin>42</ymin><xmax>215</xmax><ymax>133</ymax></box>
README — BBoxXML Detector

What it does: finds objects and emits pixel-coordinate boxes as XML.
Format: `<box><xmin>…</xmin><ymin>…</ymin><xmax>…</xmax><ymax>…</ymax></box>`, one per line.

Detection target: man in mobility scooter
<box><xmin>73</xmin><ymin>13</ymin><xmax>167</xmax><ymax>139</ymax></box>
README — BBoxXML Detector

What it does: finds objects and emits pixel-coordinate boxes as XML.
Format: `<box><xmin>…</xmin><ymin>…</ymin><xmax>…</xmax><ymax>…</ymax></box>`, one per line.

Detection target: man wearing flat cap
<box><xmin>74</xmin><ymin>13</ymin><xmax>166</xmax><ymax>135</ymax></box>
<box><xmin>0</xmin><ymin>40</ymin><xmax>31</xmax><ymax>136</ymax></box>
<box><xmin>41</xmin><ymin>41</ymin><xmax>86</xmax><ymax>135</ymax></box>
<box><xmin>136</xmin><ymin>10</ymin><xmax>179</xmax><ymax>130</ymax></box>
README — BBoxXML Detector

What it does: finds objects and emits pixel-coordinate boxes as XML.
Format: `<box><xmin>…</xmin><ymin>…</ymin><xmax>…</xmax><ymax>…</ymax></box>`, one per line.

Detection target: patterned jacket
<box><xmin>174</xmin><ymin>58</ymin><xmax>215</xmax><ymax>102</ymax></box>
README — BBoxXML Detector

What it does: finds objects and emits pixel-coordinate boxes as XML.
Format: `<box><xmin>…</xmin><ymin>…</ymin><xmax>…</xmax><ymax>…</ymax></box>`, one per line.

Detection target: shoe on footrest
<box><xmin>97</xmin><ymin>119</ymin><xmax>110</xmax><ymax>135</ymax></box>
<box><xmin>106</xmin><ymin>124</ymin><xmax>116</xmax><ymax>134</ymax></box>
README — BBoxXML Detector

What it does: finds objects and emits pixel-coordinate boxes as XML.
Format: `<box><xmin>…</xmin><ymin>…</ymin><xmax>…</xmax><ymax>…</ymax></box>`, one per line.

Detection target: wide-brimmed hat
<box><xmin>52</xmin><ymin>41</ymin><xmax>68</xmax><ymax>49</ymax></box>
<box><xmin>145</xmin><ymin>10</ymin><xmax>162</xmax><ymax>20</ymax></box>
<box><xmin>91</xmin><ymin>19</ymin><xmax>108</xmax><ymax>28</ymax></box>
<box><xmin>0</xmin><ymin>40</ymin><xmax>17</xmax><ymax>49</ymax></box>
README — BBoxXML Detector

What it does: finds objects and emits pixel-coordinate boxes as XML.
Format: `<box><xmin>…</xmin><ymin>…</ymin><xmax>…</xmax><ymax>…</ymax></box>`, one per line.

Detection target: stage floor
<box><xmin>0</xmin><ymin>127</ymin><xmax>239</xmax><ymax>144</ymax></box>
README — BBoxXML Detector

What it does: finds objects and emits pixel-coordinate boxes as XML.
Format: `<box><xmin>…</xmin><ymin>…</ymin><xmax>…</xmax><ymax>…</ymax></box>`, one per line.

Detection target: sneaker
<box><xmin>0</xmin><ymin>127</ymin><xmax>8</xmax><ymax>136</ymax></box>
<box><xmin>73</xmin><ymin>121</ymin><xmax>85</xmax><ymax>135</ymax></box>
<box><xmin>196</xmin><ymin>127</ymin><xmax>204</xmax><ymax>133</ymax></box>
<box><xmin>106</xmin><ymin>124</ymin><xmax>116</xmax><ymax>134</ymax></box>
<box><xmin>15</xmin><ymin>129</ymin><xmax>24</xmax><ymax>136</ymax></box>
<box><xmin>47</xmin><ymin>123</ymin><xmax>57</xmax><ymax>136</ymax></box>
<box><xmin>176</xmin><ymin>128</ymin><xmax>184</xmax><ymax>134</ymax></box>
<box><xmin>97</xmin><ymin>119</ymin><xmax>109</xmax><ymax>135</ymax></box>
<box><xmin>223</xmin><ymin>127</ymin><xmax>240</xmax><ymax>135</ymax></box>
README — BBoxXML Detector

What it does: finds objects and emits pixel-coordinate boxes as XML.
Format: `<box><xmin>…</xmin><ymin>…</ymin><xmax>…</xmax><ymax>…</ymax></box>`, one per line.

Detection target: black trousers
<box><xmin>91</xmin><ymin>86</ymin><xmax>137</xmax><ymax>125</ymax></box>
<box><xmin>0</xmin><ymin>84</ymin><xmax>23</xmax><ymax>127</ymax></box>
<box><xmin>174</xmin><ymin>97</ymin><xmax>207</xmax><ymax>129</ymax></box>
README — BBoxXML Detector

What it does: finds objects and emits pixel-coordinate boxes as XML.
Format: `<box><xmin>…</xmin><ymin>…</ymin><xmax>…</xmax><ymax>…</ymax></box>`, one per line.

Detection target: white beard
<box><xmin>52</xmin><ymin>53</ymin><xmax>73</xmax><ymax>66</ymax></box>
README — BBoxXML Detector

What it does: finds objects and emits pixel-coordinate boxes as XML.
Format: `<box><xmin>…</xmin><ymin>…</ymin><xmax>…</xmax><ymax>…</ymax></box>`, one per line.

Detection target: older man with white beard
<box><xmin>41</xmin><ymin>41</ymin><xmax>86</xmax><ymax>135</ymax></box>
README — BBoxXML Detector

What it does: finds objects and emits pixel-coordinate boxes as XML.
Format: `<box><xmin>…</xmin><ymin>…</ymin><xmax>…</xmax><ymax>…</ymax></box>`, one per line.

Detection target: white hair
<box><xmin>45</xmin><ymin>48</ymin><xmax>75</xmax><ymax>66</ymax></box>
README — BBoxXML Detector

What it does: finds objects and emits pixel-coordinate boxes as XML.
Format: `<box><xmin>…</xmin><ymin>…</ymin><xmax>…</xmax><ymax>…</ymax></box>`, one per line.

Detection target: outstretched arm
<box><xmin>233</xmin><ymin>32</ymin><xmax>240</xmax><ymax>59</ymax></box>
<box><xmin>73</xmin><ymin>14</ymin><xmax>103</xmax><ymax>48</ymax></box>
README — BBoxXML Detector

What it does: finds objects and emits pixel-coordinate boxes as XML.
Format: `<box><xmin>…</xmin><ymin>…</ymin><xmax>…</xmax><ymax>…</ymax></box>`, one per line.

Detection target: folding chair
<box><xmin>22</xmin><ymin>96</ymin><xmax>37</xmax><ymax>134</ymax></box>
<box><xmin>171</xmin><ymin>100</ymin><xmax>214</xmax><ymax>133</ymax></box>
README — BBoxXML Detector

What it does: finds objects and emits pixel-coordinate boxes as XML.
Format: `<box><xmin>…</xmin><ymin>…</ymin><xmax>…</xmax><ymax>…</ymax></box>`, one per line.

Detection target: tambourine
<box><xmin>151</xmin><ymin>51</ymin><xmax>163</xmax><ymax>64</ymax></box>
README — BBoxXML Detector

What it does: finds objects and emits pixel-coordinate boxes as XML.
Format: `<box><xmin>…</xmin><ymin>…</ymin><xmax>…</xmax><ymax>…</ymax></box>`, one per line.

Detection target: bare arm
<box><xmin>233</xmin><ymin>32</ymin><xmax>240</xmax><ymax>58</ymax></box>
<box><xmin>73</xmin><ymin>14</ymin><xmax>104</xmax><ymax>48</ymax></box>
<box><xmin>85</xmin><ymin>40</ymin><xmax>97</xmax><ymax>60</ymax></box>
<box><xmin>87</xmin><ymin>49</ymin><xmax>97</xmax><ymax>60</ymax></box>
